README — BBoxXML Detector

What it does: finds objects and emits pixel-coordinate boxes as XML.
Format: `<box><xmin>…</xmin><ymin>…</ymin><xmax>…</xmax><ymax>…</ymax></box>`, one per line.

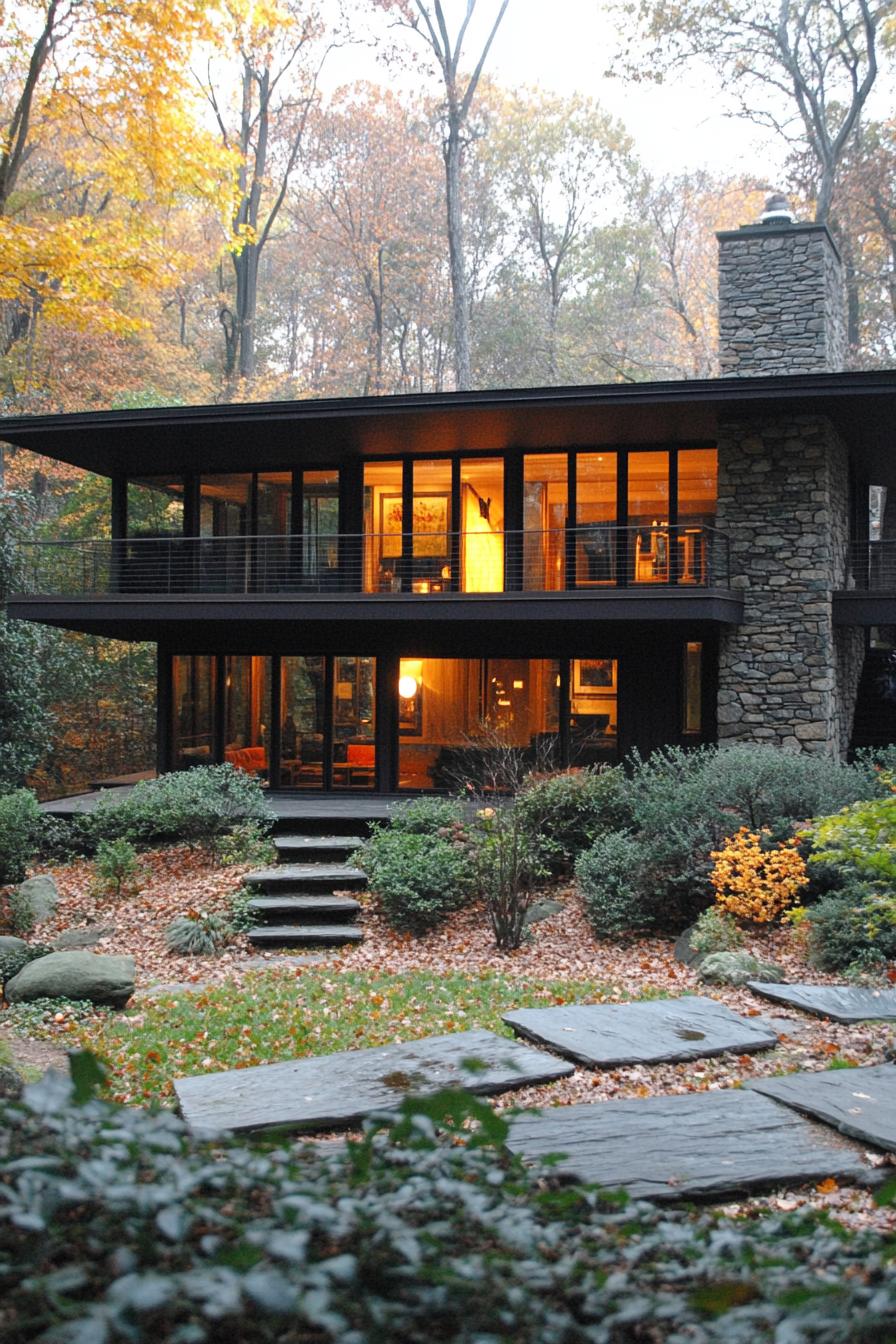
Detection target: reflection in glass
<box><xmin>683</xmin><ymin>642</ymin><xmax>702</xmax><ymax>733</ymax></box>
<box><xmin>302</xmin><ymin>470</ymin><xmax>339</xmax><ymax>586</ymax></box>
<box><xmin>280</xmin><ymin>656</ymin><xmax>325</xmax><ymax>787</ymax></box>
<box><xmin>127</xmin><ymin>478</ymin><xmax>184</xmax><ymax>538</ymax></box>
<box><xmin>524</xmin><ymin>454</ymin><xmax>567</xmax><ymax>590</ymax></box>
<box><xmin>172</xmin><ymin>655</ymin><xmax>215</xmax><ymax>769</ymax></box>
<box><xmin>363</xmin><ymin>460</ymin><xmax>402</xmax><ymax>592</ymax></box>
<box><xmin>575</xmin><ymin>453</ymin><xmax>616</xmax><ymax>585</ymax></box>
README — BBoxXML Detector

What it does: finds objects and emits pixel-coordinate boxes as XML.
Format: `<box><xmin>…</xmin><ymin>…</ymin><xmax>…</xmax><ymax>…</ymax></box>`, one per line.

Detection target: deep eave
<box><xmin>1</xmin><ymin>369</ymin><xmax>895</xmax><ymax>482</ymax></box>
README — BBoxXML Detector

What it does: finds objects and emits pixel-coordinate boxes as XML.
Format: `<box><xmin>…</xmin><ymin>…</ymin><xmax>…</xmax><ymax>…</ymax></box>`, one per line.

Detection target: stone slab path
<box><xmin>506</xmin><ymin>1090</ymin><xmax>874</xmax><ymax>1202</ymax></box>
<box><xmin>748</xmin><ymin>1064</ymin><xmax>896</xmax><ymax>1153</ymax></box>
<box><xmin>174</xmin><ymin>1028</ymin><xmax>573</xmax><ymax>1135</ymax></box>
<box><xmin>503</xmin><ymin>997</ymin><xmax>777</xmax><ymax>1067</ymax></box>
<box><xmin>748</xmin><ymin>982</ymin><xmax>896</xmax><ymax>1022</ymax></box>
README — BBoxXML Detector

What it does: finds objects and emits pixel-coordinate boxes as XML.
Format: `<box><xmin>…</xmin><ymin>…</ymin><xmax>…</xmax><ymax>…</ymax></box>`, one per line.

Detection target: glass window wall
<box><xmin>575</xmin><ymin>453</ymin><xmax>617</xmax><ymax>585</ymax></box>
<box><xmin>461</xmin><ymin>458</ymin><xmax>504</xmax><ymax>592</ymax></box>
<box><xmin>279</xmin><ymin>656</ymin><xmax>326</xmax><ymax>787</ymax></box>
<box><xmin>569</xmin><ymin>658</ymin><xmax>618</xmax><ymax>766</ymax></box>
<box><xmin>332</xmin><ymin>656</ymin><xmax>376</xmax><ymax>788</ymax></box>
<box><xmin>628</xmin><ymin>452</ymin><xmax>670</xmax><ymax>583</ymax></box>
<box><xmin>524</xmin><ymin>454</ymin><xmax>567</xmax><ymax>590</ymax></box>
<box><xmin>172</xmin><ymin>656</ymin><xmax>216</xmax><ymax>770</ymax></box>
<box><xmin>677</xmin><ymin>449</ymin><xmax>718</xmax><ymax>585</ymax></box>
<box><xmin>223</xmin><ymin>656</ymin><xmax>271</xmax><ymax>780</ymax></box>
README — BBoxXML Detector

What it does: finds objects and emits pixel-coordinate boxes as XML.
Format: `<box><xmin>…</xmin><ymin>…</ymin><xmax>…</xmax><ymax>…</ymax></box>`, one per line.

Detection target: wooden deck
<box><xmin>41</xmin><ymin>788</ymin><xmax>404</xmax><ymax>826</ymax></box>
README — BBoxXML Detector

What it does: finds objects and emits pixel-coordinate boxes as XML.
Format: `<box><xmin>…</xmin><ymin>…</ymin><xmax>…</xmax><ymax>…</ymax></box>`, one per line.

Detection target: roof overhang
<box><xmin>0</xmin><ymin>370</ymin><xmax>894</xmax><ymax>483</ymax></box>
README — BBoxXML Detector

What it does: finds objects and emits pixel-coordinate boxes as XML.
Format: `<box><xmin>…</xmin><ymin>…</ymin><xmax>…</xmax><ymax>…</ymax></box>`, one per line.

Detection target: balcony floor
<box><xmin>10</xmin><ymin>587</ymin><xmax>744</xmax><ymax>650</ymax></box>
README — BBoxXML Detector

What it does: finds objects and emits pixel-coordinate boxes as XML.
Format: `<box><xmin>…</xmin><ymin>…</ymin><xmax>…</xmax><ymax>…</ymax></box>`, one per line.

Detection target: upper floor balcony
<box><xmin>9</xmin><ymin>524</ymin><xmax>741</xmax><ymax>645</ymax></box>
<box><xmin>834</xmin><ymin>540</ymin><xmax>896</xmax><ymax>626</ymax></box>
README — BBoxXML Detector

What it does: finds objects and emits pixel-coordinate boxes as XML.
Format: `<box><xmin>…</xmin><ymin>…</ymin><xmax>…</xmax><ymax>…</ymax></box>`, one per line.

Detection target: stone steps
<box><xmin>247</xmin><ymin>894</ymin><xmax>361</xmax><ymax>920</ymax></box>
<box><xmin>244</xmin><ymin>863</ymin><xmax>367</xmax><ymax>893</ymax></box>
<box><xmin>274</xmin><ymin>834</ymin><xmax>364</xmax><ymax>863</ymax></box>
<box><xmin>248</xmin><ymin>924</ymin><xmax>364</xmax><ymax>947</ymax></box>
<box><xmin>246</xmin><ymin>838</ymin><xmax>368</xmax><ymax>949</ymax></box>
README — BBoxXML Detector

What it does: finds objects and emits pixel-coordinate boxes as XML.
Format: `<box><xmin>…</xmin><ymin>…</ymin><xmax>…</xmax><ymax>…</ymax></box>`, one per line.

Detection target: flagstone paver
<box><xmin>174</xmin><ymin>1028</ymin><xmax>573</xmax><ymax>1135</ymax></box>
<box><xmin>747</xmin><ymin>982</ymin><xmax>896</xmax><ymax>1023</ymax></box>
<box><xmin>506</xmin><ymin>1090</ymin><xmax>874</xmax><ymax>1202</ymax></box>
<box><xmin>502</xmin><ymin>996</ymin><xmax>777</xmax><ymax>1067</ymax></box>
<box><xmin>747</xmin><ymin>1064</ymin><xmax>896</xmax><ymax>1153</ymax></box>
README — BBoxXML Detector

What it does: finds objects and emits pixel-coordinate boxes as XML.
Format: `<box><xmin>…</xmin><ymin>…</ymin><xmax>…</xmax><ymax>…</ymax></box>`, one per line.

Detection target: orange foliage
<box><xmin>710</xmin><ymin>827</ymin><xmax>808</xmax><ymax>924</ymax></box>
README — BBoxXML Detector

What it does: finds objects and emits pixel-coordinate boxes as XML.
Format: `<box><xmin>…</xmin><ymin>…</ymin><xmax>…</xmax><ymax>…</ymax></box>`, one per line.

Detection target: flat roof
<box><xmin>0</xmin><ymin>369</ymin><xmax>894</xmax><ymax>481</ymax></box>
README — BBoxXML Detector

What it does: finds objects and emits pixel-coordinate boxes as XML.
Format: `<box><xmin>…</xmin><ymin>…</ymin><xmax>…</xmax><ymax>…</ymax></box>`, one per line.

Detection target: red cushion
<box><xmin>347</xmin><ymin>743</ymin><xmax>375</xmax><ymax>766</ymax></box>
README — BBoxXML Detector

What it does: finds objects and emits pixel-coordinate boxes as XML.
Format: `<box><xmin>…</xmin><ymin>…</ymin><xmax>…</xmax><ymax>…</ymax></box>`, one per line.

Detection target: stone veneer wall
<box><xmin>716</xmin><ymin>415</ymin><xmax>864</xmax><ymax>757</ymax></box>
<box><xmin>717</xmin><ymin>223</ymin><xmax>847</xmax><ymax>376</ymax></box>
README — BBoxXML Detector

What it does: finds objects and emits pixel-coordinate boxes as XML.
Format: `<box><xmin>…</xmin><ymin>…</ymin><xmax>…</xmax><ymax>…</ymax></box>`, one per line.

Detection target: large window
<box><xmin>524</xmin><ymin>454</ymin><xmax>568</xmax><ymax>590</ymax></box>
<box><xmin>127</xmin><ymin>478</ymin><xmax>184</xmax><ymax>538</ymax></box>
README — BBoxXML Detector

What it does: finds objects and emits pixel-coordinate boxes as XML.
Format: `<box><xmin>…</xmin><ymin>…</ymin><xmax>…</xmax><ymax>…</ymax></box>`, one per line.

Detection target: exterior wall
<box><xmin>716</xmin><ymin>415</ymin><xmax>862</xmax><ymax>757</ymax></box>
<box><xmin>717</xmin><ymin>223</ymin><xmax>847</xmax><ymax>377</ymax></box>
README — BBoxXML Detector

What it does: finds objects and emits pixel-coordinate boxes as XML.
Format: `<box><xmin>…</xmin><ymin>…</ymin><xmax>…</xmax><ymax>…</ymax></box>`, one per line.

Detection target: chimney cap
<box><xmin>759</xmin><ymin>192</ymin><xmax>796</xmax><ymax>225</ymax></box>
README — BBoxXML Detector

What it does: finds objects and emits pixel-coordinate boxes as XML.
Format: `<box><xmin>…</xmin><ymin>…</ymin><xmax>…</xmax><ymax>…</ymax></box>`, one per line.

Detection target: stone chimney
<box><xmin>716</xmin><ymin>194</ymin><xmax>846</xmax><ymax>376</ymax></box>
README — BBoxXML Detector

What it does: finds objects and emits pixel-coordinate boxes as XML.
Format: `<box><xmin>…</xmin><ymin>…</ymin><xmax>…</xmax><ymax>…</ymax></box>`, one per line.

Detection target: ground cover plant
<box><xmin>76</xmin><ymin>967</ymin><xmax>613</xmax><ymax>1105</ymax></box>
<box><xmin>1</xmin><ymin>1064</ymin><xmax>895</xmax><ymax>1344</ymax></box>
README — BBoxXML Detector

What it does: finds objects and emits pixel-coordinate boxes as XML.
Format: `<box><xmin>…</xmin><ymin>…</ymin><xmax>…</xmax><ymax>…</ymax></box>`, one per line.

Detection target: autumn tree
<box><xmin>0</xmin><ymin>0</ymin><xmax>232</xmax><ymax>397</ymax></box>
<box><xmin>617</xmin><ymin>0</ymin><xmax>882</xmax><ymax>223</ymax></box>
<box><xmin>379</xmin><ymin>0</ymin><xmax>511</xmax><ymax>390</ymax></box>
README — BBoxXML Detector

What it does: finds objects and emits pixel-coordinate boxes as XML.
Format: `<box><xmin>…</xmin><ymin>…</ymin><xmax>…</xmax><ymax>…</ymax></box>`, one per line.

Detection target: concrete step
<box><xmin>248</xmin><ymin>894</ymin><xmax>362</xmax><ymax>920</ymax></box>
<box><xmin>244</xmin><ymin>863</ymin><xmax>367</xmax><ymax>893</ymax></box>
<box><xmin>248</xmin><ymin>924</ymin><xmax>364</xmax><ymax>947</ymax></box>
<box><xmin>274</xmin><ymin>834</ymin><xmax>364</xmax><ymax>862</ymax></box>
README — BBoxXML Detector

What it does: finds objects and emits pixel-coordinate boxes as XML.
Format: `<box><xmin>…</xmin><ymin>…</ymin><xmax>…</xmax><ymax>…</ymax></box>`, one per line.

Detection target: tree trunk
<box><xmin>444</xmin><ymin>121</ymin><xmax>470</xmax><ymax>390</ymax></box>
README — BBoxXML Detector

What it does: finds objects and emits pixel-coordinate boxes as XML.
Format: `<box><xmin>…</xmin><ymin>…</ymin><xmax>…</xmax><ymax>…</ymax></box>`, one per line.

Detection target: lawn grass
<box><xmin>79</xmin><ymin>966</ymin><xmax>622</xmax><ymax>1105</ymax></box>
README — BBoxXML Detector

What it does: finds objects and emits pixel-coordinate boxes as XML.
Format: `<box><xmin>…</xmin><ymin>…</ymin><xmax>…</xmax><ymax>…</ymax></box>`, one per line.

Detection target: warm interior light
<box><xmin>398</xmin><ymin>674</ymin><xmax>419</xmax><ymax>700</ymax></box>
<box><xmin>512</xmin><ymin>680</ymin><xmax>524</xmax><ymax>690</ymax></box>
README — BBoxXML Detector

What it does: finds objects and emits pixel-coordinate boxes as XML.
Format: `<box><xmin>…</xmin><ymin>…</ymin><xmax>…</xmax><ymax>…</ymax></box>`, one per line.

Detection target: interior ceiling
<box><xmin>0</xmin><ymin>373</ymin><xmax>893</xmax><ymax>483</ymax></box>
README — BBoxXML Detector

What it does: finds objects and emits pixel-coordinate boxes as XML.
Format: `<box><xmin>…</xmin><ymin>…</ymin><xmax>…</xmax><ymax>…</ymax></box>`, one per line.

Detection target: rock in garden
<box><xmin>524</xmin><ymin>899</ymin><xmax>564</xmax><ymax>926</ymax></box>
<box><xmin>4</xmin><ymin>951</ymin><xmax>135</xmax><ymax>1008</ymax></box>
<box><xmin>0</xmin><ymin>936</ymin><xmax>28</xmax><ymax>957</ymax></box>
<box><xmin>697</xmin><ymin>951</ymin><xmax>785</xmax><ymax>987</ymax></box>
<box><xmin>15</xmin><ymin>875</ymin><xmax>58</xmax><ymax>925</ymax></box>
<box><xmin>673</xmin><ymin>924</ymin><xmax>705</xmax><ymax>968</ymax></box>
<box><xmin>52</xmin><ymin>925</ymin><xmax>116</xmax><ymax>952</ymax></box>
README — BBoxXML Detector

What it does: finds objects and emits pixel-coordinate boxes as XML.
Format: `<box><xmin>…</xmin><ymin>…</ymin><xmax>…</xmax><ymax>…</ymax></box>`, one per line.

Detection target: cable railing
<box><xmin>846</xmin><ymin>540</ymin><xmax>896</xmax><ymax>591</ymax></box>
<box><xmin>13</xmin><ymin>525</ymin><xmax>730</xmax><ymax>597</ymax></box>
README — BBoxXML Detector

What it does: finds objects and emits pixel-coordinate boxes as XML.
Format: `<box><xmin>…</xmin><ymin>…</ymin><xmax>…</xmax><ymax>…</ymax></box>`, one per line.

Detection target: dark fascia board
<box><xmin>1</xmin><ymin>368</ymin><xmax>895</xmax><ymax>478</ymax></box>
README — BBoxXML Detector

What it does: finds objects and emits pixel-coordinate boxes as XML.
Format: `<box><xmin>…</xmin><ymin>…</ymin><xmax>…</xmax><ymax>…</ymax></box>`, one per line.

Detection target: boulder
<box><xmin>15</xmin><ymin>875</ymin><xmax>58</xmax><ymax>925</ymax></box>
<box><xmin>698</xmin><ymin>951</ymin><xmax>785</xmax><ymax>988</ymax></box>
<box><xmin>52</xmin><ymin>925</ymin><xmax>116</xmax><ymax>952</ymax></box>
<box><xmin>5</xmin><ymin>951</ymin><xmax>135</xmax><ymax>1008</ymax></box>
<box><xmin>524</xmin><ymin>899</ymin><xmax>564</xmax><ymax>926</ymax></box>
<box><xmin>0</xmin><ymin>935</ymin><xmax>28</xmax><ymax>958</ymax></box>
<box><xmin>674</xmin><ymin>924</ymin><xmax>706</xmax><ymax>968</ymax></box>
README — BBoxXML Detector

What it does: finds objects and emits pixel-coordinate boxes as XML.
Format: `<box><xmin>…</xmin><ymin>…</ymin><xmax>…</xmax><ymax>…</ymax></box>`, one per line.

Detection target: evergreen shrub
<box><xmin>355</xmin><ymin>828</ymin><xmax>474</xmax><ymax>934</ymax></box>
<box><xmin>576</xmin><ymin>831</ymin><xmax>650</xmax><ymax>936</ymax></box>
<box><xmin>90</xmin><ymin>765</ymin><xmax>274</xmax><ymax>852</ymax></box>
<box><xmin>0</xmin><ymin>789</ymin><xmax>42</xmax><ymax>886</ymax></box>
<box><xmin>515</xmin><ymin>766</ymin><xmax>633</xmax><ymax>873</ymax></box>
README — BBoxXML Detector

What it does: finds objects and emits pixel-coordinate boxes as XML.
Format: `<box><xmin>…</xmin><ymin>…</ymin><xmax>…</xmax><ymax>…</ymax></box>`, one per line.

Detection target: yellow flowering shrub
<box><xmin>710</xmin><ymin>827</ymin><xmax>808</xmax><ymax>923</ymax></box>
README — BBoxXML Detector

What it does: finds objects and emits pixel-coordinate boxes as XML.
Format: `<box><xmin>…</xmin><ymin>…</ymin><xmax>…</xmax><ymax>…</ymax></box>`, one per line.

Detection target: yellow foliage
<box><xmin>710</xmin><ymin>827</ymin><xmax>808</xmax><ymax>924</ymax></box>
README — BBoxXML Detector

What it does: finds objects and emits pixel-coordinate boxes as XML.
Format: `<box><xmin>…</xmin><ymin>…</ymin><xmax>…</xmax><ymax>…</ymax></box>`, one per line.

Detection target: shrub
<box><xmin>385</xmin><ymin>794</ymin><xmax>467</xmax><ymax>835</ymax></box>
<box><xmin>805</xmin><ymin>794</ymin><xmax>896</xmax><ymax>888</ymax></box>
<box><xmin>91</xmin><ymin>764</ymin><xmax>274</xmax><ymax>852</ymax></box>
<box><xmin>0</xmin><ymin>789</ymin><xmax>41</xmax><ymax>885</ymax></box>
<box><xmin>471</xmin><ymin>804</ymin><xmax>546</xmax><ymax>950</ymax></box>
<box><xmin>214</xmin><ymin>820</ymin><xmax>277</xmax><ymax>866</ymax></box>
<box><xmin>164</xmin><ymin>910</ymin><xmax>232</xmax><ymax>956</ymax></box>
<box><xmin>576</xmin><ymin>831</ymin><xmax>651</xmax><ymax>937</ymax></box>
<box><xmin>710</xmin><ymin>827</ymin><xmax>808</xmax><ymax>923</ymax></box>
<box><xmin>806</xmin><ymin>883</ymin><xmax>896</xmax><ymax>972</ymax></box>
<box><xmin>92</xmin><ymin>838</ymin><xmax>139</xmax><ymax>897</ymax></box>
<box><xmin>4</xmin><ymin>1065</ymin><xmax>896</xmax><ymax>1344</ymax></box>
<box><xmin>228</xmin><ymin>885</ymin><xmax>259</xmax><ymax>934</ymax></box>
<box><xmin>34</xmin><ymin>813</ymin><xmax>96</xmax><ymax>863</ymax></box>
<box><xmin>355</xmin><ymin>828</ymin><xmax>475</xmax><ymax>934</ymax></box>
<box><xmin>515</xmin><ymin>767</ymin><xmax>633</xmax><ymax>874</ymax></box>
<box><xmin>689</xmin><ymin>906</ymin><xmax>744</xmax><ymax>955</ymax></box>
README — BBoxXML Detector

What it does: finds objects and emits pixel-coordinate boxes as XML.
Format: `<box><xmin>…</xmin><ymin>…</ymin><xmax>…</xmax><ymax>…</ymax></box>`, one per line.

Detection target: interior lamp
<box><xmin>398</xmin><ymin>674</ymin><xmax>419</xmax><ymax>700</ymax></box>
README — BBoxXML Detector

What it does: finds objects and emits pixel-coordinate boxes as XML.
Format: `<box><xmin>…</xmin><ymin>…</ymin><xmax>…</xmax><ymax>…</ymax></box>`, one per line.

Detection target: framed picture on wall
<box><xmin>573</xmin><ymin>659</ymin><xmax>616</xmax><ymax>694</ymax></box>
<box><xmin>381</xmin><ymin>494</ymin><xmax>450</xmax><ymax>558</ymax></box>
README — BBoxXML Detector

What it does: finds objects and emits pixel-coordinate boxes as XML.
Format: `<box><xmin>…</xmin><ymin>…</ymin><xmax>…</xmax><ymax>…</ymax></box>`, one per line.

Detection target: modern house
<box><xmin>2</xmin><ymin>199</ymin><xmax>895</xmax><ymax>795</ymax></box>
